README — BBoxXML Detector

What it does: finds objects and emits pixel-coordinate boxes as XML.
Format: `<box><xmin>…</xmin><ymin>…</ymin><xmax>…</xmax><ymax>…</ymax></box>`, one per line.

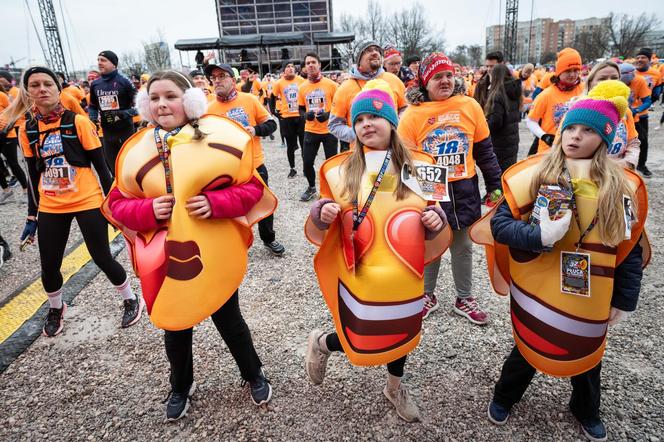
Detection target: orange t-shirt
<box><xmin>61</xmin><ymin>85</ymin><xmax>85</xmax><ymax>103</ymax></box>
<box><xmin>60</xmin><ymin>93</ymin><xmax>87</xmax><ymax>116</ymax></box>
<box><xmin>297</xmin><ymin>77</ymin><xmax>338</xmax><ymax>134</ymax></box>
<box><xmin>262</xmin><ymin>80</ymin><xmax>275</xmax><ymax>101</ymax></box>
<box><xmin>636</xmin><ymin>67</ymin><xmax>662</xmax><ymax>91</ymax></box>
<box><xmin>628</xmin><ymin>75</ymin><xmax>651</xmax><ymax>121</ymax></box>
<box><xmin>8</xmin><ymin>86</ymin><xmax>19</xmax><ymax>101</ymax></box>
<box><xmin>19</xmin><ymin>114</ymin><xmax>104</xmax><ymax>214</ymax></box>
<box><xmin>528</xmin><ymin>83</ymin><xmax>583</xmax><ymax>152</ymax></box>
<box><xmin>331</xmin><ymin>72</ymin><xmax>407</xmax><ymax>126</ymax></box>
<box><xmin>272</xmin><ymin>76</ymin><xmax>304</xmax><ymax>118</ymax></box>
<box><xmin>537</xmin><ymin>72</ymin><xmax>555</xmax><ymax>90</ymax></box>
<box><xmin>397</xmin><ymin>95</ymin><xmax>490</xmax><ymax>181</ymax></box>
<box><xmin>206</xmin><ymin>92</ymin><xmax>271</xmax><ymax>167</ymax></box>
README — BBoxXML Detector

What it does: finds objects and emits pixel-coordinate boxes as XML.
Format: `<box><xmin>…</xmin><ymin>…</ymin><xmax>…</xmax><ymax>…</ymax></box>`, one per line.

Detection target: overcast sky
<box><xmin>2</xmin><ymin>0</ymin><xmax>662</xmax><ymax>73</ymax></box>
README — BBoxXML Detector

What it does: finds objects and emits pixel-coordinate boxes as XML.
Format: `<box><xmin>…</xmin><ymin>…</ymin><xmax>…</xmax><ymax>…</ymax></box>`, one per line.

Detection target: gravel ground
<box><xmin>0</xmin><ymin>115</ymin><xmax>662</xmax><ymax>441</ymax></box>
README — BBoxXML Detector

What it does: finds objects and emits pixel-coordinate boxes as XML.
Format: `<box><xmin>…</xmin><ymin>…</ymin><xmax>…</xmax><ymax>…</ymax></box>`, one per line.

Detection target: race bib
<box><xmin>401</xmin><ymin>163</ymin><xmax>449</xmax><ymax>202</ymax></box>
<box><xmin>40</xmin><ymin>132</ymin><xmax>76</xmax><ymax>194</ymax></box>
<box><xmin>285</xmin><ymin>86</ymin><xmax>298</xmax><ymax>113</ymax></box>
<box><xmin>422</xmin><ymin>125</ymin><xmax>470</xmax><ymax>179</ymax></box>
<box><xmin>435</xmin><ymin>152</ymin><xmax>466</xmax><ymax>179</ymax></box>
<box><xmin>561</xmin><ymin>251</ymin><xmax>590</xmax><ymax>297</ymax></box>
<box><xmin>306</xmin><ymin>90</ymin><xmax>326</xmax><ymax>113</ymax></box>
<box><xmin>99</xmin><ymin>94</ymin><xmax>120</xmax><ymax>111</ymax></box>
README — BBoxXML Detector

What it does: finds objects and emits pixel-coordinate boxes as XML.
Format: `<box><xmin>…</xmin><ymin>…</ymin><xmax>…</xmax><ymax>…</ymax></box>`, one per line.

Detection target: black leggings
<box><xmin>325</xmin><ymin>332</ymin><xmax>407</xmax><ymax>377</ymax></box>
<box><xmin>256</xmin><ymin>164</ymin><xmax>275</xmax><ymax>243</ymax></box>
<box><xmin>0</xmin><ymin>138</ymin><xmax>28</xmax><ymax>190</ymax></box>
<box><xmin>303</xmin><ymin>132</ymin><xmax>338</xmax><ymax>187</ymax></box>
<box><xmin>164</xmin><ymin>291</ymin><xmax>262</xmax><ymax>393</ymax></box>
<box><xmin>635</xmin><ymin>116</ymin><xmax>649</xmax><ymax>168</ymax></box>
<box><xmin>282</xmin><ymin>117</ymin><xmax>304</xmax><ymax>169</ymax></box>
<box><xmin>37</xmin><ymin>208</ymin><xmax>126</xmax><ymax>292</ymax></box>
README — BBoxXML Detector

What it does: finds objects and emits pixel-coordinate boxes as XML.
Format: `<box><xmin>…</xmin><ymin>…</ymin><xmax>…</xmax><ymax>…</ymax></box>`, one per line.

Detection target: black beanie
<box><xmin>636</xmin><ymin>47</ymin><xmax>653</xmax><ymax>60</ymax></box>
<box><xmin>98</xmin><ymin>50</ymin><xmax>119</xmax><ymax>67</ymax></box>
<box><xmin>22</xmin><ymin>66</ymin><xmax>62</xmax><ymax>91</ymax></box>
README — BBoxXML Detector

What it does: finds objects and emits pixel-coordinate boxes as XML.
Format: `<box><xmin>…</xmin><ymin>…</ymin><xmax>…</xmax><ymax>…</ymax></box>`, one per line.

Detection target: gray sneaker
<box><xmin>383</xmin><ymin>383</ymin><xmax>420</xmax><ymax>422</ymax></box>
<box><xmin>0</xmin><ymin>190</ymin><xmax>13</xmax><ymax>205</ymax></box>
<box><xmin>300</xmin><ymin>186</ymin><xmax>317</xmax><ymax>202</ymax></box>
<box><xmin>305</xmin><ymin>329</ymin><xmax>329</xmax><ymax>385</ymax></box>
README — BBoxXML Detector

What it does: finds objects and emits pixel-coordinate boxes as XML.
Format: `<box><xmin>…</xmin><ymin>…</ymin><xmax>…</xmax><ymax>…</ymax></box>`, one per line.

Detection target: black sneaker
<box><xmin>121</xmin><ymin>295</ymin><xmax>144</xmax><ymax>328</ymax></box>
<box><xmin>269</xmin><ymin>134</ymin><xmax>274</xmax><ymax>141</ymax></box>
<box><xmin>288</xmin><ymin>169</ymin><xmax>297</xmax><ymax>178</ymax></box>
<box><xmin>300</xmin><ymin>186</ymin><xmax>317</xmax><ymax>202</ymax></box>
<box><xmin>578</xmin><ymin>416</ymin><xmax>607</xmax><ymax>441</ymax></box>
<box><xmin>43</xmin><ymin>303</ymin><xmax>67</xmax><ymax>337</ymax></box>
<box><xmin>248</xmin><ymin>371</ymin><xmax>272</xmax><ymax>406</ymax></box>
<box><xmin>637</xmin><ymin>165</ymin><xmax>653</xmax><ymax>177</ymax></box>
<box><xmin>264</xmin><ymin>240</ymin><xmax>285</xmax><ymax>256</ymax></box>
<box><xmin>487</xmin><ymin>400</ymin><xmax>510</xmax><ymax>425</ymax></box>
<box><xmin>165</xmin><ymin>381</ymin><xmax>197</xmax><ymax>421</ymax></box>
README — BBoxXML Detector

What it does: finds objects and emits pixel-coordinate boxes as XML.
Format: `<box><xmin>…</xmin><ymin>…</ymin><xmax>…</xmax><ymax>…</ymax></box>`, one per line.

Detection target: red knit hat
<box><xmin>384</xmin><ymin>44</ymin><xmax>401</xmax><ymax>61</ymax></box>
<box><xmin>419</xmin><ymin>52</ymin><xmax>454</xmax><ymax>87</ymax></box>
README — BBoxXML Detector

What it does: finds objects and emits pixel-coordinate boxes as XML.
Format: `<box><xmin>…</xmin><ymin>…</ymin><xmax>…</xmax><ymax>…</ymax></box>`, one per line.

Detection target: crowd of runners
<box><xmin>0</xmin><ymin>41</ymin><xmax>659</xmax><ymax>441</ymax></box>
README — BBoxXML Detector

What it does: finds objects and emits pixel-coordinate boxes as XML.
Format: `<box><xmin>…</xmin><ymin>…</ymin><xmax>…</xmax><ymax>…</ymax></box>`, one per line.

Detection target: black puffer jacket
<box><xmin>486</xmin><ymin>79</ymin><xmax>521</xmax><ymax>162</ymax></box>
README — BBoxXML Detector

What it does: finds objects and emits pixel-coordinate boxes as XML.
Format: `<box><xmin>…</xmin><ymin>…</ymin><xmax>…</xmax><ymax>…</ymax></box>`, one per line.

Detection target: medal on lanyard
<box><xmin>153</xmin><ymin>126</ymin><xmax>182</xmax><ymax>194</ymax></box>
<box><xmin>348</xmin><ymin>149</ymin><xmax>392</xmax><ymax>264</ymax></box>
<box><xmin>559</xmin><ymin>167</ymin><xmax>597</xmax><ymax>297</ymax></box>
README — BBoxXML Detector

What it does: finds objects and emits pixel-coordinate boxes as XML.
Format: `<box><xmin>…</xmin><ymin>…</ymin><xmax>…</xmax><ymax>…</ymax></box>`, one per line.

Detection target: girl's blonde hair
<box><xmin>584</xmin><ymin>61</ymin><xmax>620</xmax><ymax>93</ymax></box>
<box><xmin>530</xmin><ymin>136</ymin><xmax>636</xmax><ymax>247</ymax></box>
<box><xmin>1</xmin><ymin>69</ymin><xmax>54</xmax><ymax>128</ymax></box>
<box><xmin>340</xmin><ymin>127</ymin><xmax>414</xmax><ymax>202</ymax></box>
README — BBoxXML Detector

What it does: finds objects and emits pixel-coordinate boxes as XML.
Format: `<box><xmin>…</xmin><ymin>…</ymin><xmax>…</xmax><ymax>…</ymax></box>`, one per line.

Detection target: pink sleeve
<box><xmin>107</xmin><ymin>187</ymin><xmax>160</xmax><ymax>232</ymax></box>
<box><xmin>202</xmin><ymin>176</ymin><xmax>265</xmax><ymax>219</ymax></box>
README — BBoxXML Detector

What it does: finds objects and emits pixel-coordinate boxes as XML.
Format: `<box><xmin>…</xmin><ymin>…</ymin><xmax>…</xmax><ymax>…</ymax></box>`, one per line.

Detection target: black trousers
<box><xmin>281</xmin><ymin>117</ymin><xmax>304</xmax><ymax>169</ymax></box>
<box><xmin>339</xmin><ymin>141</ymin><xmax>351</xmax><ymax>153</ymax></box>
<box><xmin>326</xmin><ymin>332</ymin><xmax>407</xmax><ymax>377</ymax></box>
<box><xmin>303</xmin><ymin>132</ymin><xmax>338</xmax><ymax>188</ymax></box>
<box><xmin>635</xmin><ymin>116</ymin><xmax>649</xmax><ymax>168</ymax></box>
<box><xmin>37</xmin><ymin>209</ymin><xmax>126</xmax><ymax>292</ymax></box>
<box><xmin>493</xmin><ymin>346</ymin><xmax>601</xmax><ymax>420</ymax></box>
<box><xmin>495</xmin><ymin>149</ymin><xmax>518</xmax><ymax>174</ymax></box>
<box><xmin>0</xmin><ymin>138</ymin><xmax>28</xmax><ymax>189</ymax></box>
<box><xmin>255</xmin><ymin>164</ymin><xmax>275</xmax><ymax>244</ymax></box>
<box><xmin>102</xmin><ymin>123</ymin><xmax>135</xmax><ymax>174</ymax></box>
<box><xmin>164</xmin><ymin>291</ymin><xmax>262</xmax><ymax>393</ymax></box>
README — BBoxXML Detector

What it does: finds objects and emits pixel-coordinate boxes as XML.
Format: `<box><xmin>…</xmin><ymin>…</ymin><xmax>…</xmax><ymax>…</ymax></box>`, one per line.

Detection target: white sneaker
<box><xmin>383</xmin><ymin>383</ymin><xmax>420</xmax><ymax>422</ymax></box>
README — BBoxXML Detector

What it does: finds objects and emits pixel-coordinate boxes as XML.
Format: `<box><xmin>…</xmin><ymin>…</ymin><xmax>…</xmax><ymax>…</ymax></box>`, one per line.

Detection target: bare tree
<box><xmin>388</xmin><ymin>3</ymin><xmax>445</xmax><ymax>58</ymax></box>
<box><xmin>574</xmin><ymin>26</ymin><xmax>610</xmax><ymax>61</ymax></box>
<box><xmin>608</xmin><ymin>13</ymin><xmax>660</xmax><ymax>57</ymax></box>
<box><xmin>450</xmin><ymin>45</ymin><xmax>469</xmax><ymax>66</ymax></box>
<box><xmin>337</xmin><ymin>12</ymin><xmax>365</xmax><ymax>69</ymax></box>
<box><xmin>366</xmin><ymin>0</ymin><xmax>386</xmax><ymax>44</ymax></box>
<box><xmin>467</xmin><ymin>45</ymin><xmax>483</xmax><ymax>67</ymax></box>
<box><xmin>121</xmin><ymin>50</ymin><xmax>148</xmax><ymax>78</ymax></box>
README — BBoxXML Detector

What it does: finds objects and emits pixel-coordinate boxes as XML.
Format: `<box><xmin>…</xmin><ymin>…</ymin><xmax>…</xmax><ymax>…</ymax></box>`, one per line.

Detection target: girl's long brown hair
<box><xmin>340</xmin><ymin>127</ymin><xmax>414</xmax><ymax>202</ymax></box>
<box><xmin>530</xmin><ymin>137</ymin><xmax>637</xmax><ymax>247</ymax></box>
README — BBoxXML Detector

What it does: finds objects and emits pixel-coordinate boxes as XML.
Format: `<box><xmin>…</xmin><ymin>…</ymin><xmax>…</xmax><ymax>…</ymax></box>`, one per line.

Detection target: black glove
<box><xmin>315</xmin><ymin>111</ymin><xmax>330</xmax><ymax>123</ymax></box>
<box><xmin>306</xmin><ymin>111</ymin><xmax>316</xmax><ymax>121</ymax></box>
<box><xmin>540</xmin><ymin>134</ymin><xmax>555</xmax><ymax>146</ymax></box>
<box><xmin>20</xmin><ymin>219</ymin><xmax>38</xmax><ymax>242</ymax></box>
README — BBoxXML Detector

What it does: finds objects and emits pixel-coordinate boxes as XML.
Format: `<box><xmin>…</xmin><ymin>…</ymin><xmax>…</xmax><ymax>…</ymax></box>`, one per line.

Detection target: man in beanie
<box><xmin>88</xmin><ymin>50</ymin><xmax>137</xmax><ymax>173</ymax></box>
<box><xmin>328</xmin><ymin>41</ymin><xmax>406</xmax><ymax>144</ymax></box>
<box><xmin>526</xmin><ymin>48</ymin><xmax>583</xmax><ymax>153</ymax></box>
<box><xmin>383</xmin><ymin>44</ymin><xmax>403</xmax><ymax>75</ymax></box>
<box><xmin>632</xmin><ymin>48</ymin><xmax>661</xmax><ymax>177</ymax></box>
<box><xmin>404</xmin><ymin>55</ymin><xmax>420</xmax><ymax>77</ymax></box>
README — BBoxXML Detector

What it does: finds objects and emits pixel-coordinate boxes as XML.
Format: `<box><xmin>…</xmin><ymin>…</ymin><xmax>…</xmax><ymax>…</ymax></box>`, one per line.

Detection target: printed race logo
<box><xmin>608</xmin><ymin>121</ymin><xmax>627</xmax><ymax>156</ymax></box>
<box><xmin>422</xmin><ymin>125</ymin><xmax>469</xmax><ymax>156</ymax></box>
<box><xmin>553</xmin><ymin>101</ymin><xmax>573</xmax><ymax>127</ymax></box>
<box><xmin>226</xmin><ymin>107</ymin><xmax>250</xmax><ymax>128</ymax></box>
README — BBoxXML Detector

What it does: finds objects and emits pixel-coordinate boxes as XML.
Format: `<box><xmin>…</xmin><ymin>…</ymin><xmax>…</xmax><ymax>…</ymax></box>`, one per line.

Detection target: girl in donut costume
<box><xmin>102</xmin><ymin>71</ymin><xmax>277</xmax><ymax>420</ymax></box>
<box><xmin>304</xmin><ymin>81</ymin><xmax>451</xmax><ymax>422</ymax></box>
<box><xmin>470</xmin><ymin>81</ymin><xmax>650</xmax><ymax>441</ymax></box>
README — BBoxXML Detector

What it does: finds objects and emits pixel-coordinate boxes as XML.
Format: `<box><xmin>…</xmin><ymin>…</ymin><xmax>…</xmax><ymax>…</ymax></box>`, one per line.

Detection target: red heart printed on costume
<box><xmin>341</xmin><ymin>210</ymin><xmax>374</xmax><ymax>270</ymax></box>
<box><xmin>134</xmin><ymin>229</ymin><xmax>168</xmax><ymax>313</ymax></box>
<box><xmin>372</xmin><ymin>100</ymin><xmax>384</xmax><ymax>111</ymax></box>
<box><xmin>386</xmin><ymin>209</ymin><xmax>425</xmax><ymax>277</ymax></box>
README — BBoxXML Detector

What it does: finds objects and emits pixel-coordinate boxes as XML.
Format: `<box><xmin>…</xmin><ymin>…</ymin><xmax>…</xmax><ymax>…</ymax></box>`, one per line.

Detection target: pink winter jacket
<box><xmin>107</xmin><ymin>176</ymin><xmax>264</xmax><ymax>232</ymax></box>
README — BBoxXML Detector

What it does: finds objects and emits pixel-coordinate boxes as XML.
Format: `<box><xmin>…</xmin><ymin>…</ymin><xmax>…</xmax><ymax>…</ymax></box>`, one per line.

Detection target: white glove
<box><xmin>539</xmin><ymin>207</ymin><xmax>572</xmax><ymax>248</ymax></box>
<box><xmin>608</xmin><ymin>307</ymin><xmax>632</xmax><ymax>326</ymax></box>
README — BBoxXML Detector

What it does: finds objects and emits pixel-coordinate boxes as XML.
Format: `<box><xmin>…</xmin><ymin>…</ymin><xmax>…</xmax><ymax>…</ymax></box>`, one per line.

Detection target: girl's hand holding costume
<box><xmin>185</xmin><ymin>195</ymin><xmax>212</xmax><ymax>219</ymax></box>
<box><xmin>421</xmin><ymin>209</ymin><xmax>444</xmax><ymax>232</ymax></box>
<box><xmin>320</xmin><ymin>202</ymin><xmax>341</xmax><ymax>224</ymax></box>
<box><xmin>539</xmin><ymin>207</ymin><xmax>572</xmax><ymax>247</ymax></box>
<box><xmin>153</xmin><ymin>195</ymin><xmax>175</xmax><ymax>220</ymax></box>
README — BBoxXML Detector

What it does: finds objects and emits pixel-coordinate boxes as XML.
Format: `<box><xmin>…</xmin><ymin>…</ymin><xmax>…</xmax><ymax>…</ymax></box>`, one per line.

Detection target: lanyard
<box><xmin>562</xmin><ymin>166</ymin><xmax>599</xmax><ymax>252</ymax></box>
<box><xmin>352</xmin><ymin>149</ymin><xmax>392</xmax><ymax>232</ymax></box>
<box><xmin>153</xmin><ymin>126</ymin><xmax>182</xmax><ymax>194</ymax></box>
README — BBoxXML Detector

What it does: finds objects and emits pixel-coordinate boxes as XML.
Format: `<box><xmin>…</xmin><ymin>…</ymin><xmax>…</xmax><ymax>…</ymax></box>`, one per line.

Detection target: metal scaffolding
<box><xmin>37</xmin><ymin>0</ymin><xmax>68</xmax><ymax>76</ymax></box>
<box><xmin>503</xmin><ymin>0</ymin><xmax>519</xmax><ymax>63</ymax></box>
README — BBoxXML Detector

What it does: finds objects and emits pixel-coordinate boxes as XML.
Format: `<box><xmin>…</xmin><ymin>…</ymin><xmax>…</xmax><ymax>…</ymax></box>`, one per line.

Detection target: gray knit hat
<box><xmin>356</xmin><ymin>41</ymin><xmax>383</xmax><ymax>65</ymax></box>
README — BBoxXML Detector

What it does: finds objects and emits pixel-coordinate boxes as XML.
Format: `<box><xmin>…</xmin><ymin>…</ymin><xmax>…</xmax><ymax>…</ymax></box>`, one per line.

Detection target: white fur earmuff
<box><xmin>135</xmin><ymin>88</ymin><xmax>155</xmax><ymax>124</ymax></box>
<box><xmin>182</xmin><ymin>87</ymin><xmax>207</xmax><ymax>121</ymax></box>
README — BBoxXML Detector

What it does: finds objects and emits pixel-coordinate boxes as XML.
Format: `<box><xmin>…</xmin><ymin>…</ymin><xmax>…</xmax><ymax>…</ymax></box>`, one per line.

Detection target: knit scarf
<box><xmin>555</xmin><ymin>78</ymin><xmax>580</xmax><ymax>92</ymax></box>
<box><xmin>217</xmin><ymin>88</ymin><xmax>238</xmax><ymax>103</ymax></box>
<box><xmin>308</xmin><ymin>72</ymin><xmax>322</xmax><ymax>83</ymax></box>
<box><xmin>33</xmin><ymin>103</ymin><xmax>65</xmax><ymax>124</ymax></box>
